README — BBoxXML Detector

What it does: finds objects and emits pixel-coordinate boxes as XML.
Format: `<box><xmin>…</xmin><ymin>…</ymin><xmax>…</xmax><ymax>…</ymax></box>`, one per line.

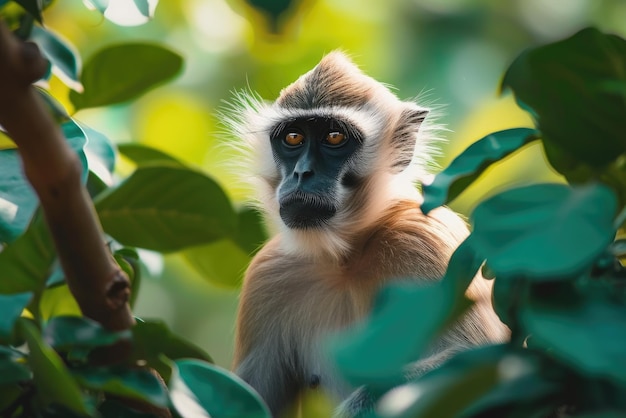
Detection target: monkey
<box><xmin>228</xmin><ymin>52</ymin><xmax>509</xmax><ymax>417</ymax></box>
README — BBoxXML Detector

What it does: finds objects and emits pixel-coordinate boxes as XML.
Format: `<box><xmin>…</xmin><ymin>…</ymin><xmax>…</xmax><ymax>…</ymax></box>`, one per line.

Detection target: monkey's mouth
<box><xmin>279</xmin><ymin>192</ymin><xmax>336</xmax><ymax>229</ymax></box>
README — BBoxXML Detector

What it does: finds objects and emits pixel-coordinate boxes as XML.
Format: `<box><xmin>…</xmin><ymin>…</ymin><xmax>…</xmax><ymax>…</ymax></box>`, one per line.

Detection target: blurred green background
<box><xmin>40</xmin><ymin>0</ymin><xmax>626</xmax><ymax>368</ymax></box>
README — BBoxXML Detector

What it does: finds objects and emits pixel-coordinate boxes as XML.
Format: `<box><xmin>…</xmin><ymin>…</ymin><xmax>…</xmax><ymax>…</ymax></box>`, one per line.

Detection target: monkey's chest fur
<box><xmin>234</xmin><ymin>206</ymin><xmax>458</xmax><ymax>408</ymax></box>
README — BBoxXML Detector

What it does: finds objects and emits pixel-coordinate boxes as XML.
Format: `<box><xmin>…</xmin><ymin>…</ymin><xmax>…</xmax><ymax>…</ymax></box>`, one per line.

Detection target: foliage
<box><xmin>0</xmin><ymin>0</ymin><xmax>275</xmax><ymax>416</ymax></box>
<box><xmin>330</xmin><ymin>27</ymin><xmax>626</xmax><ymax>417</ymax></box>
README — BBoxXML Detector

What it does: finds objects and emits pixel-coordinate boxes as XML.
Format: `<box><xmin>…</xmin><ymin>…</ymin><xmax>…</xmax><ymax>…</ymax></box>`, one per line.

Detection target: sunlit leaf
<box><xmin>82</xmin><ymin>124</ymin><xmax>116</xmax><ymax>175</ymax></box>
<box><xmin>70</xmin><ymin>43</ymin><xmax>182</xmax><ymax>111</ymax></box>
<box><xmin>502</xmin><ymin>28</ymin><xmax>626</xmax><ymax>168</ymax></box>
<box><xmin>170</xmin><ymin>359</ymin><xmax>270</xmax><ymax>418</ymax></box>
<box><xmin>30</xmin><ymin>25</ymin><xmax>82</xmax><ymax>91</ymax></box>
<box><xmin>471</xmin><ymin>183</ymin><xmax>617</xmax><ymax>279</ymax></box>
<box><xmin>95</xmin><ymin>165</ymin><xmax>237</xmax><ymax>252</ymax></box>
<box><xmin>73</xmin><ymin>366</ymin><xmax>168</xmax><ymax>407</ymax></box>
<box><xmin>0</xmin><ymin>214</ymin><xmax>55</xmax><ymax>293</ymax></box>
<box><xmin>0</xmin><ymin>292</ymin><xmax>32</xmax><ymax>341</ymax></box>
<box><xmin>422</xmin><ymin>128</ymin><xmax>538</xmax><ymax>213</ymax></box>
<box><xmin>20</xmin><ymin>319</ymin><xmax>92</xmax><ymax>415</ymax></box>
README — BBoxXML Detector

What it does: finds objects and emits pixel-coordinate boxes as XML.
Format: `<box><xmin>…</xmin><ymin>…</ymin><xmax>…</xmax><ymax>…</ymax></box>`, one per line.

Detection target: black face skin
<box><xmin>270</xmin><ymin>116</ymin><xmax>363</xmax><ymax>229</ymax></box>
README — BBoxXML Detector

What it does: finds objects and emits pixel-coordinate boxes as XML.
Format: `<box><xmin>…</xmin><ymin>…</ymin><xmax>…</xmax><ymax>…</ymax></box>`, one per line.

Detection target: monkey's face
<box><xmin>270</xmin><ymin>116</ymin><xmax>362</xmax><ymax>229</ymax></box>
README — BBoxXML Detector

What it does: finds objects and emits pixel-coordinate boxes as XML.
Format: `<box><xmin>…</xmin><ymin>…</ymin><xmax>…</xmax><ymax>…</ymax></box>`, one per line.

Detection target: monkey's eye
<box><xmin>284</xmin><ymin>132</ymin><xmax>304</xmax><ymax>146</ymax></box>
<box><xmin>325</xmin><ymin>132</ymin><xmax>346</xmax><ymax>146</ymax></box>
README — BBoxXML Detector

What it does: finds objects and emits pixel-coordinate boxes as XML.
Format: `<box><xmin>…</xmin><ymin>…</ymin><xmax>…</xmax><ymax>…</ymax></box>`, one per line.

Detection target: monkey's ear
<box><xmin>389</xmin><ymin>106</ymin><xmax>428</xmax><ymax>173</ymax></box>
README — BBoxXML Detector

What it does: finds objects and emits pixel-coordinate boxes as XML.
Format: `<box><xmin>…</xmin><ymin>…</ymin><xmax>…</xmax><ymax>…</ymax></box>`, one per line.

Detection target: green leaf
<box><xmin>0</xmin><ymin>345</ymin><xmax>30</xmax><ymax>385</ymax></box>
<box><xmin>170</xmin><ymin>359</ymin><xmax>271</xmax><ymax>418</ymax></box>
<box><xmin>183</xmin><ymin>239</ymin><xmax>250</xmax><ymax>288</ymax></box>
<box><xmin>422</xmin><ymin>128</ymin><xmax>538</xmax><ymax>214</ymax></box>
<box><xmin>131</xmin><ymin>319</ymin><xmax>212</xmax><ymax>380</ymax></box>
<box><xmin>82</xmin><ymin>124</ymin><xmax>117</xmax><ymax>175</ymax></box>
<box><xmin>20</xmin><ymin>319</ymin><xmax>92</xmax><ymax>415</ymax></box>
<box><xmin>43</xmin><ymin>316</ymin><xmax>131</xmax><ymax>352</ymax></box>
<box><xmin>502</xmin><ymin>28</ymin><xmax>626</xmax><ymax>167</ymax></box>
<box><xmin>36</xmin><ymin>87</ymin><xmax>70</xmax><ymax>124</ymax></box>
<box><xmin>471</xmin><ymin>183</ymin><xmax>617</xmax><ymax>279</ymax></box>
<box><xmin>377</xmin><ymin>345</ymin><xmax>525</xmax><ymax>418</ymax></box>
<box><xmin>521</xmin><ymin>297</ymin><xmax>626</xmax><ymax>385</ymax></box>
<box><xmin>95</xmin><ymin>165</ymin><xmax>236</xmax><ymax>252</ymax></box>
<box><xmin>245</xmin><ymin>0</ymin><xmax>296</xmax><ymax>32</ymax></box>
<box><xmin>331</xmin><ymin>281</ymin><xmax>471</xmax><ymax>389</ymax></box>
<box><xmin>0</xmin><ymin>148</ymin><xmax>38</xmax><ymax>243</ymax></box>
<box><xmin>14</xmin><ymin>0</ymin><xmax>42</xmax><ymax>23</ymax></box>
<box><xmin>0</xmin><ymin>292</ymin><xmax>32</xmax><ymax>341</ymax></box>
<box><xmin>30</xmin><ymin>25</ymin><xmax>82</xmax><ymax>90</ymax></box>
<box><xmin>70</xmin><ymin>43</ymin><xmax>183</xmax><ymax>111</ymax></box>
<box><xmin>73</xmin><ymin>366</ymin><xmax>168</xmax><ymax>407</ymax></box>
<box><xmin>84</xmin><ymin>0</ymin><xmax>108</xmax><ymax>13</ymax></box>
<box><xmin>99</xmin><ymin>399</ymin><xmax>162</xmax><ymax>418</ymax></box>
<box><xmin>133</xmin><ymin>0</ymin><xmax>150</xmax><ymax>17</ymax></box>
<box><xmin>117</xmin><ymin>143</ymin><xmax>183</xmax><ymax>167</ymax></box>
<box><xmin>0</xmin><ymin>214</ymin><xmax>55</xmax><ymax>294</ymax></box>
<box><xmin>114</xmin><ymin>248</ymin><xmax>140</xmax><ymax>308</ymax></box>
<box><xmin>234</xmin><ymin>206</ymin><xmax>268</xmax><ymax>254</ymax></box>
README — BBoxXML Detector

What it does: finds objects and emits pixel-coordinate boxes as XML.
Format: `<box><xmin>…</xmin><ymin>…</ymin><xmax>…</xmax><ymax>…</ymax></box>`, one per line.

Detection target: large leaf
<box><xmin>95</xmin><ymin>165</ymin><xmax>236</xmax><ymax>252</ymax></box>
<box><xmin>70</xmin><ymin>43</ymin><xmax>182</xmax><ymax>111</ymax></box>
<box><xmin>0</xmin><ymin>292</ymin><xmax>32</xmax><ymax>341</ymax></box>
<box><xmin>184</xmin><ymin>239</ymin><xmax>249</xmax><ymax>288</ymax></box>
<box><xmin>502</xmin><ymin>28</ymin><xmax>626</xmax><ymax>167</ymax></box>
<box><xmin>521</xmin><ymin>297</ymin><xmax>626</xmax><ymax>385</ymax></box>
<box><xmin>73</xmin><ymin>366</ymin><xmax>168</xmax><ymax>407</ymax></box>
<box><xmin>20</xmin><ymin>319</ymin><xmax>92</xmax><ymax>415</ymax></box>
<box><xmin>331</xmin><ymin>281</ymin><xmax>471</xmax><ymax>389</ymax></box>
<box><xmin>471</xmin><ymin>183</ymin><xmax>617</xmax><ymax>279</ymax></box>
<box><xmin>117</xmin><ymin>143</ymin><xmax>183</xmax><ymax>167</ymax></box>
<box><xmin>0</xmin><ymin>214</ymin><xmax>55</xmax><ymax>294</ymax></box>
<box><xmin>30</xmin><ymin>25</ymin><xmax>82</xmax><ymax>91</ymax></box>
<box><xmin>234</xmin><ymin>206</ymin><xmax>268</xmax><ymax>254</ymax></box>
<box><xmin>422</xmin><ymin>128</ymin><xmax>539</xmax><ymax>214</ymax></box>
<box><xmin>82</xmin><ymin>124</ymin><xmax>117</xmax><ymax>177</ymax></box>
<box><xmin>170</xmin><ymin>359</ymin><xmax>271</xmax><ymax>418</ymax></box>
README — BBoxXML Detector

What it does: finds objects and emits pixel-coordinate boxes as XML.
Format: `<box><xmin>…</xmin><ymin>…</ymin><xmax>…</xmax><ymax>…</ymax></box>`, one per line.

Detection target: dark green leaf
<box><xmin>234</xmin><ymin>206</ymin><xmax>268</xmax><ymax>254</ymax></box>
<box><xmin>0</xmin><ymin>345</ymin><xmax>30</xmax><ymax>385</ymax></box>
<box><xmin>522</xmin><ymin>297</ymin><xmax>626</xmax><ymax>385</ymax></box>
<box><xmin>170</xmin><ymin>359</ymin><xmax>271</xmax><ymax>418</ymax></box>
<box><xmin>70</xmin><ymin>43</ymin><xmax>183</xmax><ymax>111</ymax></box>
<box><xmin>20</xmin><ymin>319</ymin><xmax>92</xmax><ymax>415</ymax></box>
<box><xmin>43</xmin><ymin>316</ymin><xmax>131</xmax><ymax>352</ymax></box>
<box><xmin>471</xmin><ymin>183</ymin><xmax>617</xmax><ymax>279</ymax></box>
<box><xmin>245</xmin><ymin>0</ymin><xmax>296</xmax><ymax>32</ymax></box>
<box><xmin>183</xmin><ymin>239</ymin><xmax>250</xmax><ymax>288</ymax></box>
<box><xmin>0</xmin><ymin>292</ymin><xmax>32</xmax><ymax>341</ymax></box>
<box><xmin>331</xmin><ymin>281</ymin><xmax>471</xmax><ymax>389</ymax></box>
<box><xmin>0</xmin><ymin>214</ymin><xmax>55</xmax><ymax>293</ymax></box>
<box><xmin>95</xmin><ymin>165</ymin><xmax>236</xmax><ymax>252</ymax></box>
<box><xmin>30</xmin><ymin>25</ymin><xmax>81</xmax><ymax>89</ymax></box>
<box><xmin>377</xmin><ymin>345</ymin><xmax>514</xmax><ymax>418</ymax></box>
<box><xmin>502</xmin><ymin>28</ymin><xmax>626</xmax><ymax>167</ymax></box>
<box><xmin>131</xmin><ymin>320</ymin><xmax>212</xmax><ymax>380</ymax></box>
<box><xmin>14</xmin><ymin>0</ymin><xmax>42</xmax><ymax>22</ymax></box>
<box><xmin>73</xmin><ymin>366</ymin><xmax>168</xmax><ymax>407</ymax></box>
<box><xmin>117</xmin><ymin>143</ymin><xmax>183</xmax><ymax>167</ymax></box>
<box><xmin>45</xmin><ymin>260</ymin><xmax>65</xmax><ymax>287</ymax></box>
<box><xmin>422</xmin><ymin>128</ymin><xmax>539</xmax><ymax>214</ymax></box>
